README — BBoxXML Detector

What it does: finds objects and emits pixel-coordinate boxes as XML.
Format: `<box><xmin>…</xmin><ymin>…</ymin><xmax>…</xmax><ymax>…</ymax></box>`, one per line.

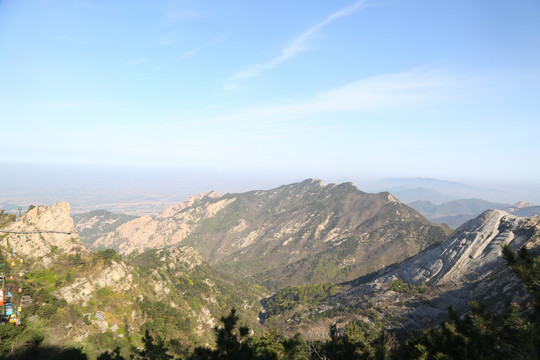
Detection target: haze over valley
<box><xmin>2</xmin><ymin>163</ymin><xmax>539</xmax><ymax>218</ymax></box>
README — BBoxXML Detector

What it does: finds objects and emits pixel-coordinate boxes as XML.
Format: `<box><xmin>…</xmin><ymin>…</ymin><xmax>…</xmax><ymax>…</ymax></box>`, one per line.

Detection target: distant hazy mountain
<box><xmin>505</xmin><ymin>201</ymin><xmax>540</xmax><ymax>217</ymax></box>
<box><xmin>362</xmin><ymin>177</ymin><xmax>518</xmax><ymax>205</ymax></box>
<box><xmin>87</xmin><ymin>179</ymin><xmax>451</xmax><ymax>289</ymax></box>
<box><xmin>370</xmin><ymin>177</ymin><xmax>482</xmax><ymax>202</ymax></box>
<box><xmin>511</xmin><ymin>206</ymin><xmax>540</xmax><ymax>217</ymax></box>
<box><xmin>382</xmin><ymin>177</ymin><xmax>478</xmax><ymax>190</ymax></box>
<box><xmin>409</xmin><ymin>198</ymin><xmax>539</xmax><ymax>228</ymax></box>
<box><xmin>409</xmin><ymin>198</ymin><xmax>509</xmax><ymax>217</ymax></box>
<box><xmin>423</xmin><ymin>213</ymin><xmax>478</xmax><ymax>229</ymax></box>
<box><xmin>390</xmin><ymin>187</ymin><xmax>458</xmax><ymax>204</ymax></box>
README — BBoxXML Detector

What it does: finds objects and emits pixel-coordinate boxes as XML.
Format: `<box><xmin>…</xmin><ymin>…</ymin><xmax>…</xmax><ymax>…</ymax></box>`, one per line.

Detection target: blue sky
<box><xmin>1</xmin><ymin>0</ymin><xmax>539</xmax><ymax>182</ymax></box>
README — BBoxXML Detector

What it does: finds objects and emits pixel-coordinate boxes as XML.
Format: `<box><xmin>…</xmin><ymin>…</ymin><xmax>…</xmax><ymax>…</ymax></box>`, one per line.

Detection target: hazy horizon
<box><xmin>1</xmin><ymin>163</ymin><xmax>538</xmax><ymax>216</ymax></box>
<box><xmin>1</xmin><ymin>0</ymin><xmax>539</xmax><ymax>184</ymax></box>
<box><xmin>1</xmin><ymin>1</ymin><xmax>539</xmax><ymax>214</ymax></box>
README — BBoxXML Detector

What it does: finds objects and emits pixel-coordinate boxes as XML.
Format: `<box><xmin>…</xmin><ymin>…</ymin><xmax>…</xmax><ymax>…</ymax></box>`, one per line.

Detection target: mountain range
<box><xmin>409</xmin><ymin>198</ymin><xmax>540</xmax><ymax>228</ymax></box>
<box><xmin>74</xmin><ymin>179</ymin><xmax>451</xmax><ymax>289</ymax></box>
<box><xmin>0</xmin><ymin>179</ymin><xmax>537</xmax><ymax>358</ymax></box>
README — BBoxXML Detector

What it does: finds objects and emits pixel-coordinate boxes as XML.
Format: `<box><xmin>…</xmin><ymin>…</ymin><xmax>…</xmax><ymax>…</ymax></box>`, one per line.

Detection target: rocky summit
<box><xmin>0</xmin><ymin>202</ymin><xmax>88</xmax><ymax>267</ymax></box>
<box><xmin>80</xmin><ymin>179</ymin><xmax>451</xmax><ymax>288</ymax></box>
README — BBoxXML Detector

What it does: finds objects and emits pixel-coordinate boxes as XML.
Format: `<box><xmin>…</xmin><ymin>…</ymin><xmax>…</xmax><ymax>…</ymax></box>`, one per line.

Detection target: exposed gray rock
<box><xmin>380</xmin><ymin>210</ymin><xmax>527</xmax><ymax>285</ymax></box>
<box><xmin>270</xmin><ymin>210</ymin><xmax>539</xmax><ymax>336</ymax></box>
<box><xmin>363</xmin><ymin>211</ymin><xmax>537</xmax><ymax>327</ymax></box>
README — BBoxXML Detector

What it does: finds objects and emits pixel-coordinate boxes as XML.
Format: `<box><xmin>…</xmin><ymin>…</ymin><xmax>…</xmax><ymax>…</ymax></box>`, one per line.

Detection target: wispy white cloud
<box><xmin>166</xmin><ymin>9</ymin><xmax>201</xmax><ymax>20</ymax></box>
<box><xmin>72</xmin><ymin>68</ymin><xmax>456</xmax><ymax>168</ymax></box>
<box><xmin>157</xmin><ymin>36</ymin><xmax>178</xmax><ymax>47</ymax></box>
<box><xmin>29</xmin><ymin>103</ymin><xmax>83</xmax><ymax>108</ymax></box>
<box><xmin>217</xmin><ymin>68</ymin><xmax>455</xmax><ymax>125</ymax></box>
<box><xmin>225</xmin><ymin>0</ymin><xmax>368</xmax><ymax>89</ymax></box>
<box><xmin>126</xmin><ymin>58</ymin><xmax>149</xmax><ymax>66</ymax></box>
<box><xmin>180</xmin><ymin>36</ymin><xmax>225</xmax><ymax>59</ymax></box>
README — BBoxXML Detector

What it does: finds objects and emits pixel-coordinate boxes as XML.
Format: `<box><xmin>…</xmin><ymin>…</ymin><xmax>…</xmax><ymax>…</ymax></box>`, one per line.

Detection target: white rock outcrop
<box><xmin>381</xmin><ymin>210</ymin><xmax>539</xmax><ymax>286</ymax></box>
<box><xmin>338</xmin><ymin>210</ymin><xmax>540</xmax><ymax>332</ymax></box>
<box><xmin>0</xmin><ymin>202</ymin><xmax>88</xmax><ymax>266</ymax></box>
<box><xmin>56</xmin><ymin>261</ymin><xmax>134</xmax><ymax>305</ymax></box>
<box><xmin>93</xmin><ymin>192</ymin><xmax>236</xmax><ymax>255</ymax></box>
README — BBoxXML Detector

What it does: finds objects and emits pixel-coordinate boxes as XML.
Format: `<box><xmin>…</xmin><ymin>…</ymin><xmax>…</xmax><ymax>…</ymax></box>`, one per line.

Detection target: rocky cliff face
<box><xmin>56</xmin><ymin>260</ymin><xmax>134</xmax><ymax>305</ymax></box>
<box><xmin>380</xmin><ymin>210</ymin><xmax>533</xmax><ymax>285</ymax></box>
<box><xmin>0</xmin><ymin>202</ymin><xmax>88</xmax><ymax>266</ymax></box>
<box><xmin>86</xmin><ymin>179</ymin><xmax>450</xmax><ymax>288</ymax></box>
<box><xmin>91</xmin><ymin>191</ymin><xmax>225</xmax><ymax>253</ymax></box>
<box><xmin>263</xmin><ymin>210</ymin><xmax>540</xmax><ymax>337</ymax></box>
<box><xmin>72</xmin><ymin>210</ymin><xmax>137</xmax><ymax>248</ymax></box>
<box><xmin>381</xmin><ymin>210</ymin><xmax>539</xmax><ymax>331</ymax></box>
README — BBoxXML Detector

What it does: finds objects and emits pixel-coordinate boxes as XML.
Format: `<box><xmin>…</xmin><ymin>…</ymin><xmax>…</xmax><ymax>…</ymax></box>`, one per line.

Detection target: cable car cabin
<box><xmin>4</xmin><ymin>303</ymin><xmax>13</xmax><ymax>316</ymax></box>
<box><xmin>8</xmin><ymin>313</ymin><xmax>19</xmax><ymax>326</ymax></box>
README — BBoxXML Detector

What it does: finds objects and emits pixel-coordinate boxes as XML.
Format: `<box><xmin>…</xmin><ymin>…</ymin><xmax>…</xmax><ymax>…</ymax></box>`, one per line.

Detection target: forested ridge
<box><xmin>1</xmin><ymin>243</ymin><xmax>537</xmax><ymax>360</ymax></box>
<box><xmin>0</xmin><ymin>202</ymin><xmax>538</xmax><ymax>359</ymax></box>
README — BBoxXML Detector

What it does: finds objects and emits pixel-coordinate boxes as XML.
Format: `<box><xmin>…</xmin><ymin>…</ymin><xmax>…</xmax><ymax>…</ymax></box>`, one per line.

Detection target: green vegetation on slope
<box><xmin>264</xmin><ymin>283</ymin><xmax>341</xmax><ymax>316</ymax></box>
<box><xmin>0</xmin><ymin>235</ymin><xmax>538</xmax><ymax>359</ymax></box>
<box><xmin>0</xmin><ymin>243</ymin><xmax>265</xmax><ymax>359</ymax></box>
<box><xmin>0</xmin><ymin>211</ymin><xmax>16</xmax><ymax>229</ymax></box>
<box><xmin>388</xmin><ymin>279</ymin><xmax>427</xmax><ymax>295</ymax></box>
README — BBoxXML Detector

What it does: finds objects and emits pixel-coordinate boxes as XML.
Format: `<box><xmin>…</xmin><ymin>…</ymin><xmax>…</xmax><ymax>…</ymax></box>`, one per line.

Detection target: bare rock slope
<box><xmin>73</xmin><ymin>209</ymin><xmax>137</xmax><ymax>248</ymax></box>
<box><xmin>266</xmin><ymin>210</ymin><xmax>540</xmax><ymax>337</ymax></box>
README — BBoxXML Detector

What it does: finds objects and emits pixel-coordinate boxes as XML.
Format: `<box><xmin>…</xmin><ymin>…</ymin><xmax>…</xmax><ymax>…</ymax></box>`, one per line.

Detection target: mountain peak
<box><xmin>513</xmin><ymin>200</ymin><xmax>534</xmax><ymax>208</ymax></box>
<box><xmin>301</xmin><ymin>178</ymin><xmax>325</xmax><ymax>185</ymax></box>
<box><xmin>296</xmin><ymin>178</ymin><xmax>326</xmax><ymax>189</ymax></box>
<box><xmin>378</xmin><ymin>191</ymin><xmax>399</xmax><ymax>203</ymax></box>
<box><xmin>81</xmin><ymin>180</ymin><xmax>449</xmax><ymax>288</ymax></box>
<box><xmin>1</xmin><ymin>202</ymin><xmax>88</xmax><ymax>266</ymax></box>
<box><xmin>157</xmin><ymin>190</ymin><xmax>222</xmax><ymax>219</ymax></box>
